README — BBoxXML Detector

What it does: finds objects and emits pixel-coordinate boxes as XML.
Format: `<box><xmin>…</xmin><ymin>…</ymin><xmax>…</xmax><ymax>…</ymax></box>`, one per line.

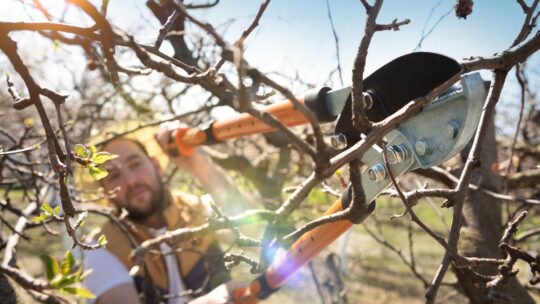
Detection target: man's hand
<box><xmin>188</xmin><ymin>281</ymin><xmax>246</xmax><ymax>304</ymax></box>
<box><xmin>154</xmin><ymin>122</ymin><xmax>254</xmax><ymax>214</ymax></box>
<box><xmin>154</xmin><ymin>122</ymin><xmax>208</xmax><ymax>173</ymax></box>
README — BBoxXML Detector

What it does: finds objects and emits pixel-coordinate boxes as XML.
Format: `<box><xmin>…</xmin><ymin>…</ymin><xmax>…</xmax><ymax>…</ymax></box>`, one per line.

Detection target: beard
<box><xmin>117</xmin><ymin>176</ymin><xmax>166</xmax><ymax>222</ymax></box>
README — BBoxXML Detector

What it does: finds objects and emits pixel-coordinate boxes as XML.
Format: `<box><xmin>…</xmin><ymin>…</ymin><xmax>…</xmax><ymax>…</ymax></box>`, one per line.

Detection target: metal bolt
<box><xmin>443</xmin><ymin>120</ymin><xmax>459</xmax><ymax>139</ymax></box>
<box><xmin>438</xmin><ymin>143</ymin><xmax>445</xmax><ymax>153</ymax></box>
<box><xmin>387</xmin><ymin>144</ymin><xmax>408</xmax><ymax>164</ymax></box>
<box><xmin>363</xmin><ymin>92</ymin><xmax>374</xmax><ymax>109</ymax></box>
<box><xmin>368</xmin><ymin>164</ymin><xmax>386</xmax><ymax>182</ymax></box>
<box><xmin>415</xmin><ymin>141</ymin><xmax>429</xmax><ymax>156</ymax></box>
<box><xmin>330</xmin><ymin>133</ymin><xmax>348</xmax><ymax>150</ymax></box>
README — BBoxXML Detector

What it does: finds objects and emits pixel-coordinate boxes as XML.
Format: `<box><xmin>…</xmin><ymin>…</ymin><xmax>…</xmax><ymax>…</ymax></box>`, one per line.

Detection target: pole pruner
<box><xmin>165</xmin><ymin>52</ymin><xmax>486</xmax><ymax>303</ymax></box>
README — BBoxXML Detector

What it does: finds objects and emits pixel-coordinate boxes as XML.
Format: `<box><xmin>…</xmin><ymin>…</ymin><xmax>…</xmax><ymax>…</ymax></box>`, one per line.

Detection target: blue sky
<box><xmin>2</xmin><ymin>0</ymin><xmax>533</xmax><ymax>84</ymax></box>
<box><xmin>109</xmin><ymin>0</ymin><xmax>539</xmax><ymax>117</ymax></box>
<box><xmin>176</xmin><ymin>0</ymin><xmax>528</xmax><ymax>84</ymax></box>
<box><xmin>107</xmin><ymin>0</ymin><xmax>540</xmax><ymax>131</ymax></box>
<box><xmin>2</xmin><ymin>1</ymin><xmax>538</xmax><ymax>132</ymax></box>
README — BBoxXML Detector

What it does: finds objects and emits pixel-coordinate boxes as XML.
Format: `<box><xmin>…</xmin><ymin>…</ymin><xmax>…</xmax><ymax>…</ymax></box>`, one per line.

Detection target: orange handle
<box><xmin>162</xmin><ymin>127</ymin><xmax>206</xmax><ymax>157</ymax></box>
<box><xmin>170</xmin><ymin>128</ymin><xmax>206</xmax><ymax>157</ymax></box>
<box><xmin>169</xmin><ymin>98</ymin><xmax>310</xmax><ymax>156</ymax></box>
<box><xmin>211</xmin><ymin>98</ymin><xmax>309</xmax><ymax>141</ymax></box>
<box><xmin>264</xmin><ymin>197</ymin><xmax>352</xmax><ymax>288</ymax></box>
<box><xmin>232</xmin><ymin>195</ymin><xmax>353</xmax><ymax>303</ymax></box>
<box><xmin>232</xmin><ymin>280</ymin><xmax>262</xmax><ymax>304</ymax></box>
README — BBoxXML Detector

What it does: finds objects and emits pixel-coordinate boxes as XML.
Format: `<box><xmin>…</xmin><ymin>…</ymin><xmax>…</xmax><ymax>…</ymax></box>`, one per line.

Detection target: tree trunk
<box><xmin>453</xmin><ymin>121</ymin><xmax>534</xmax><ymax>303</ymax></box>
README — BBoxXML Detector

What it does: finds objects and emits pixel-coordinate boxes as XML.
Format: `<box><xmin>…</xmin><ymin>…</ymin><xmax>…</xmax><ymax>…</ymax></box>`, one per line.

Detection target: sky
<box><xmin>175</xmin><ymin>0</ymin><xmax>530</xmax><ymax>84</ymax></box>
<box><xmin>103</xmin><ymin>0</ymin><xmax>534</xmax><ymax>85</ymax></box>
<box><xmin>1</xmin><ymin>0</ymin><xmax>538</xmax><ymax>133</ymax></box>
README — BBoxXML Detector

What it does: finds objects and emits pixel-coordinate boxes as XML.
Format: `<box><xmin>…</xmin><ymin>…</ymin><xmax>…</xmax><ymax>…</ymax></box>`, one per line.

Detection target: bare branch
<box><xmin>185</xmin><ymin>0</ymin><xmax>220</xmax><ymax>9</ymax></box>
<box><xmin>325</xmin><ymin>0</ymin><xmax>344</xmax><ymax>86</ymax></box>
<box><xmin>359</xmin><ymin>0</ymin><xmax>371</xmax><ymax>12</ymax></box>
<box><xmin>375</xmin><ymin>18</ymin><xmax>411</xmax><ymax>31</ymax></box>
<box><xmin>426</xmin><ymin>69</ymin><xmax>509</xmax><ymax>303</ymax></box>
<box><xmin>461</xmin><ymin>30</ymin><xmax>540</xmax><ymax>73</ymax></box>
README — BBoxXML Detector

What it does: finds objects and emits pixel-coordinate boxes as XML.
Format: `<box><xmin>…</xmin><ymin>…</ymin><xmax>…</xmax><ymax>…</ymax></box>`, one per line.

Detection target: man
<box><xmin>83</xmin><ymin>126</ymin><xmax>248</xmax><ymax>304</ymax></box>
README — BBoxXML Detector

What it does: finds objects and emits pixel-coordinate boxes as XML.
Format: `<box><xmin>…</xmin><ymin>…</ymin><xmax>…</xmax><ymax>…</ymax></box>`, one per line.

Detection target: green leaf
<box><xmin>49</xmin><ymin>273</ymin><xmax>63</xmax><ymax>287</ymax></box>
<box><xmin>23</xmin><ymin>117</ymin><xmax>34</xmax><ymax>128</ymax></box>
<box><xmin>56</xmin><ymin>273</ymin><xmax>78</xmax><ymax>288</ymax></box>
<box><xmin>77</xmin><ymin>211</ymin><xmax>88</xmax><ymax>223</ymax></box>
<box><xmin>40</xmin><ymin>254</ymin><xmax>60</xmax><ymax>281</ymax></box>
<box><xmin>61</xmin><ymin>251</ymin><xmax>75</xmax><ymax>276</ymax></box>
<box><xmin>89</xmin><ymin>145</ymin><xmax>97</xmax><ymax>159</ymax></box>
<box><xmin>97</xmin><ymin>235</ymin><xmax>108</xmax><ymax>247</ymax></box>
<box><xmin>74</xmin><ymin>144</ymin><xmax>89</xmax><ymax>158</ymax></box>
<box><xmin>75</xmin><ymin>211</ymin><xmax>88</xmax><ymax>228</ymax></box>
<box><xmin>101</xmin><ymin>0</ymin><xmax>110</xmax><ymax>14</ymax></box>
<box><xmin>53</xmin><ymin>206</ymin><xmax>61</xmax><ymax>215</ymax></box>
<box><xmin>41</xmin><ymin>203</ymin><xmax>53</xmax><ymax>215</ymax></box>
<box><xmin>59</xmin><ymin>286</ymin><xmax>76</xmax><ymax>295</ymax></box>
<box><xmin>53</xmin><ymin>39</ymin><xmax>60</xmax><ymax>51</ymax></box>
<box><xmin>78</xmin><ymin>269</ymin><xmax>93</xmax><ymax>281</ymax></box>
<box><xmin>32</xmin><ymin>215</ymin><xmax>45</xmax><ymax>223</ymax></box>
<box><xmin>88</xmin><ymin>165</ymin><xmax>108</xmax><ymax>181</ymax></box>
<box><xmin>92</xmin><ymin>152</ymin><xmax>118</xmax><ymax>165</ymax></box>
<box><xmin>61</xmin><ymin>287</ymin><xmax>95</xmax><ymax>299</ymax></box>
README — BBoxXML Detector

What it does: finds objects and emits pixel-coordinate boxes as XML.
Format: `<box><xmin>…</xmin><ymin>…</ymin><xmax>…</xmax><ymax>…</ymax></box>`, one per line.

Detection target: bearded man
<box><xmin>83</xmin><ymin>126</ymin><xmax>248</xmax><ymax>304</ymax></box>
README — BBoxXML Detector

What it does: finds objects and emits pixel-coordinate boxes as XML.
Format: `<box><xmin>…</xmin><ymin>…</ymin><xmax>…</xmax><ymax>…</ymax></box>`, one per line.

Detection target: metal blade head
<box><xmin>334</xmin><ymin>52</ymin><xmax>461</xmax><ymax>148</ymax></box>
<box><xmin>352</xmin><ymin>72</ymin><xmax>486</xmax><ymax>207</ymax></box>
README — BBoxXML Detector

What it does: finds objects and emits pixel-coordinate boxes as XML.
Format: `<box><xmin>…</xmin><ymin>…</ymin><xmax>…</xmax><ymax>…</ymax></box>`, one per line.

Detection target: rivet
<box><xmin>438</xmin><ymin>143</ymin><xmax>445</xmax><ymax>153</ymax></box>
<box><xmin>415</xmin><ymin>141</ymin><xmax>429</xmax><ymax>156</ymax></box>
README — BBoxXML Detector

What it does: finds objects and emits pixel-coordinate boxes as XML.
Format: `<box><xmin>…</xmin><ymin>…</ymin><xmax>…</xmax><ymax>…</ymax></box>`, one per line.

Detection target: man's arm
<box><xmin>155</xmin><ymin>126</ymin><xmax>253</xmax><ymax>215</ymax></box>
<box><xmin>96</xmin><ymin>283</ymin><xmax>141</xmax><ymax>304</ymax></box>
<box><xmin>83</xmin><ymin>248</ymin><xmax>140</xmax><ymax>304</ymax></box>
<box><xmin>180</xmin><ymin>149</ymin><xmax>252</xmax><ymax>214</ymax></box>
<box><xmin>188</xmin><ymin>281</ymin><xmax>246</xmax><ymax>304</ymax></box>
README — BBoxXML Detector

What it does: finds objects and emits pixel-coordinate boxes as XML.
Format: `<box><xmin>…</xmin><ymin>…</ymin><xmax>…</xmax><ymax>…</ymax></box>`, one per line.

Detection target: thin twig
<box><xmin>325</xmin><ymin>0</ymin><xmax>344</xmax><ymax>86</ymax></box>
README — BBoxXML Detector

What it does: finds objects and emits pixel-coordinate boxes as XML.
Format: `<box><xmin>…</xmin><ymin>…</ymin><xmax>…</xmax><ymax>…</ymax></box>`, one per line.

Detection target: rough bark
<box><xmin>453</xmin><ymin>120</ymin><xmax>534</xmax><ymax>303</ymax></box>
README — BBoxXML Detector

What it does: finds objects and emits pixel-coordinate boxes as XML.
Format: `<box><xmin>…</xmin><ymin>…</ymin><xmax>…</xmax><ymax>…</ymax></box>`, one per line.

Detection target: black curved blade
<box><xmin>335</xmin><ymin>52</ymin><xmax>461</xmax><ymax>147</ymax></box>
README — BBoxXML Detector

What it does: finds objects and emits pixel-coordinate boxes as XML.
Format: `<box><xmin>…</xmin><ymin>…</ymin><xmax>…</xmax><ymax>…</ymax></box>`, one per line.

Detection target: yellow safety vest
<box><xmin>99</xmin><ymin>190</ymin><xmax>230</xmax><ymax>303</ymax></box>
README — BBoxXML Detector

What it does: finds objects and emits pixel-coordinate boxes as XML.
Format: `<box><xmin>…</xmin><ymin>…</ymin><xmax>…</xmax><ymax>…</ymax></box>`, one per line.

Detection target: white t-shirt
<box><xmin>83</xmin><ymin>227</ymin><xmax>190</xmax><ymax>304</ymax></box>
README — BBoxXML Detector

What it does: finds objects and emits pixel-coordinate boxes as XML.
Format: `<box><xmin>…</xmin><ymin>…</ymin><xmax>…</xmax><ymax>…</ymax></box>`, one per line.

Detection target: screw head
<box><xmin>387</xmin><ymin>144</ymin><xmax>408</xmax><ymax>164</ymax></box>
<box><xmin>330</xmin><ymin>133</ymin><xmax>348</xmax><ymax>150</ymax></box>
<box><xmin>415</xmin><ymin>141</ymin><xmax>429</xmax><ymax>156</ymax></box>
<box><xmin>368</xmin><ymin>164</ymin><xmax>386</xmax><ymax>182</ymax></box>
<box><xmin>444</xmin><ymin>120</ymin><xmax>459</xmax><ymax>139</ymax></box>
<box><xmin>438</xmin><ymin>143</ymin><xmax>445</xmax><ymax>153</ymax></box>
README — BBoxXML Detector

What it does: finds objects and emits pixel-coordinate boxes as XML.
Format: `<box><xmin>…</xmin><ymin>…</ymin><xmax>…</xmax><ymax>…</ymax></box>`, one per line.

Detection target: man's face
<box><xmin>101</xmin><ymin>139</ymin><xmax>164</xmax><ymax>221</ymax></box>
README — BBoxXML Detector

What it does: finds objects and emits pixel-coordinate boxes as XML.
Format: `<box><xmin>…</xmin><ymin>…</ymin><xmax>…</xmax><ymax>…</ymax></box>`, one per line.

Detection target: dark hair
<box><xmin>102</xmin><ymin>137</ymin><xmax>151</xmax><ymax>158</ymax></box>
